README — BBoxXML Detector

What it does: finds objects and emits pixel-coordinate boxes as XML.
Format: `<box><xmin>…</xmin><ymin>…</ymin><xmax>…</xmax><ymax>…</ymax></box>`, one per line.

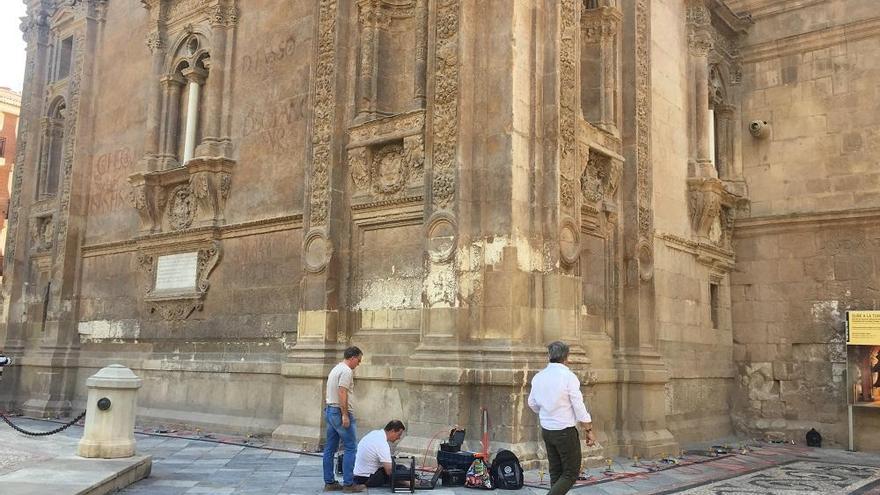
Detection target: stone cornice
<box><xmin>741</xmin><ymin>16</ymin><xmax>880</xmax><ymax>63</ymax></box>
<box><xmin>734</xmin><ymin>207</ymin><xmax>880</xmax><ymax>237</ymax></box>
<box><xmin>81</xmin><ymin>214</ymin><xmax>303</xmax><ymax>257</ymax></box>
<box><xmin>726</xmin><ymin>0</ymin><xmax>824</xmax><ymax>20</ymax></box>
<box><xmin>657</xmin><ymin>232</ymin><xmax>735</xmax><ymax>271</ymax></box>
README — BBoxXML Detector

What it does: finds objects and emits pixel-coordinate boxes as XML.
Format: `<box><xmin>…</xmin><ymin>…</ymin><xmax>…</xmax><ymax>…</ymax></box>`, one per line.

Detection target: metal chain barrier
<box><xmin>0</xmin><ymin>411</ymin><xmax>86</xmax><ymax>437</ymax></box>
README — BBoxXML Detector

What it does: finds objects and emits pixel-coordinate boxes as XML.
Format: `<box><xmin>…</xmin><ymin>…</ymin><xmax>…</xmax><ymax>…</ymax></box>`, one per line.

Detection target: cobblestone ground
<box><xmin>4</xmin><ymin>418</ymin><xmax>880</xmax><ymax>494</ymax></box>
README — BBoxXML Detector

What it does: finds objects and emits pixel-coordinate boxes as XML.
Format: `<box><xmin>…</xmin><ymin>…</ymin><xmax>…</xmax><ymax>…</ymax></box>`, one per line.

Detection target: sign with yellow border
<box><xmin>848</xmin><ymin>311</ymin><xmax>880</xmax><ymax>345</ymax></box>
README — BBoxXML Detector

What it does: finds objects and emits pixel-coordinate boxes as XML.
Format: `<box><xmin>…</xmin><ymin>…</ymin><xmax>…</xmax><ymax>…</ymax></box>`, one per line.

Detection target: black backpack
<box><xmin>806</xmin><ymin>428</ymin><xmax>822</xmax><ymax>447</ymax></box>
<box><xmin>490</xmin><ymin>450</ymin><xmax>524</xmax><ymax>490</ymax></box>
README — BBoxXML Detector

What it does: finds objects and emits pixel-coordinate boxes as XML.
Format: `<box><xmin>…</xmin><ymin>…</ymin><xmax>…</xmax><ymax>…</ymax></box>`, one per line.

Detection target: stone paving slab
<box><xmin>7</xmin><ymin>418</ymin><xmax>880</xmax><ymax>494</ymax></box>
<box><xmin>0</xmin><ymin>417</ymin><xmax>151</xmax><ymax>495</ymax></box>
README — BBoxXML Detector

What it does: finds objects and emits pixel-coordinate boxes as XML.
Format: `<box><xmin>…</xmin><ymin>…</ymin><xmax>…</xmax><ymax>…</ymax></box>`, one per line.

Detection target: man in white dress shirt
<box><xmin>527</xmin><ymin>341</ymin><xmax>595</xmax><ymax>495</ymax></box>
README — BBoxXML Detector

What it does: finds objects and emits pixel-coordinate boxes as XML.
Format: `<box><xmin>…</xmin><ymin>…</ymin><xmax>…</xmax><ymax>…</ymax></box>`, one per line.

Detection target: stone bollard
<box><xmin>78</xmin><ymin>364</ymin><xmax>143</xmax><ymax>458</ymax></box>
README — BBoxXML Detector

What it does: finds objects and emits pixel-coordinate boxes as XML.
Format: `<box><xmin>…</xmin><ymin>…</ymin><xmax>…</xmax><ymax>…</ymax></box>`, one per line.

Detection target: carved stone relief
<box><xmin>347</xmin><ymin>110</ymin><xmax>424</xmax><ymax>203</ymax></box>
<box><xmin>580</xmin><ymin>148</ymin><xmax>622</xmax><ymax>205</ymax></box>
<box><xmin>635</xmin><ymin>0</ymin><xmax>653</xmax><ymax>249</ymax></box>
<box><xmin>128</xmin><ymin>158</ymin><xmax>233</xmax><ymax>235</ymax></box>
<box><xmin>308</xmin><ymin>0</ymin><xmax>340</xmax><ymax>227</ymax></box>
<box><xmin>137</xmin><ymin>241</ymin><xmax>222</xmax><ymax>320</ymax></box>
<box><xmin>29</xmin><ymin>216</ymin><xmax>54</xmax><ymax>253</ymax></box>
<box><xmin>430</xmin><ymin>0</ymin><xmax>460</xmax><ymax>210</ymax></box>
<box><xmin>687</xmin><ymin>177</ymin><xmax>741</xmax><ymax>247</ymax></box>
<box><xmin>168</xmin><ymin>185</ymin><xmax>195</xmax><ymax>230</ymax></box>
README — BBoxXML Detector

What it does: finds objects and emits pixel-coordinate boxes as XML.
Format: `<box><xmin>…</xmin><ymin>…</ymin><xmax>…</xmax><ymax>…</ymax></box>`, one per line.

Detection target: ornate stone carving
<box><xmin>371</xmin><ymin>143</ymin><xmax>407</xmax><ymax>195</ymax></box>
<box><xmin>128</xmin><ymin>158</ymin><xmax>233</xmax><ymax>235</ymax></box>
<box><xmin>349</xmin><ymin>148</ymin><xmax>370</xmax><ymax>191</ymax></box>
<box><xmin>2</xmin><ymin>4</ymin><xmax>50</xmax><ymax>275</ymax></box>
<box><xmin>146</xmin><ymin>30</ymin><xmax>163</xmax><ymax>52</ymax></box>
<box><xmin>138</xmin><ymin>241</ymin><xmax>222</xmax><ymax>320</ymax></box>
<box><xmin>51</xmin><ymin>29</ymin><xmax>86</xmax><ymax>280</ymax></box>
<box><xmin>153</xmin><ymin>299</ymin><xmax>202</xmax><ymax>320</ymax></box>
<box><xmin>309</xmin><ymin>0</ymin><xmax>340</xmax><ymax>226</ymax></box>
<box><xmin>168</xmin><ymin>184</ymin><xmax>195</xmax><ymax>231</ymax></box>
<box><xmin>136</xmin><ymin>251</ymin><xmax>155</xmax><ymax>295</ymax></box>
<box><xmin>30</xmin><ymin>216</ymin><xmax>54</xmax><ymax>252</ymax></box>
<box><xmin>559</xmin><ymin>0</ymin><xmax>579</xmax><ymax>164</ymax></box>
<box><xmin>686</xmin><ymin>1</ymin><xmax>710</xmax><ymax>29</ymax></box>
<box><xmin>687</xmin><ymin>177</ymin><xmax>741</xmax><ymax>246</ymax></box>
<box><xmin>688</xmin><ymin>30</ymin><xmax>713</xmax><ymax>57</ymax></box>
<box><xmin>635</xmin><ymin>0</ymin><xmax>652</xmax><ymax>240</ymax></box>
<box><xmin>581</xmin><ymin>6</ymin><xmax>620</xmax><ymax>44</ymax></box>
<box><xmin>560</xmin><ymin>177</ymin><xmax>576</xmax><ymax>208</ymax></box>
<box><xmin>347</xmin><ymin>111</ymin><xmax>424</xmax><ymax>201</ymax></box>
<box><xmin>580</xmin><ymin>149</ymin><xmax>622</xmax><ymax>205</ymax></box>
<box><xmin>430</xmin><ymin>0</ymin><xmax>460</xmax><ymax>210</ymax></box>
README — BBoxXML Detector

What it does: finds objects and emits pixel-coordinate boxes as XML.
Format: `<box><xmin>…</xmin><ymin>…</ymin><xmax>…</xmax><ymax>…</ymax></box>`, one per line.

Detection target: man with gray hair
<box><xmin>527</xmin><ymin>341</ymin><xmax>595</xmax><ymax>495</ymax></box>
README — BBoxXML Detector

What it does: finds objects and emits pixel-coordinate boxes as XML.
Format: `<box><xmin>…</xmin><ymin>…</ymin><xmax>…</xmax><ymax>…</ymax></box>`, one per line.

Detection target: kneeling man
<box><xmin>353</xmin><ymin>420</ymin><xmax>408</xmax><ymax>487</ymax></box>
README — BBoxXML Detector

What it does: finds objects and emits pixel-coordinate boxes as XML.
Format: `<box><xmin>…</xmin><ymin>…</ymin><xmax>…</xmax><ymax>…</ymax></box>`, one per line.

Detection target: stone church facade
<box><xmin>1</xmin><ymin>0</ymin><xmax>878</xmax><ymax>462</ymax></box>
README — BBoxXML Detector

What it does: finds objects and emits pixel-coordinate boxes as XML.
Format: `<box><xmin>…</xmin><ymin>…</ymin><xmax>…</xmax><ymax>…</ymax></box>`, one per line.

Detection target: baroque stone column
<box><xmin>141</xmin><ymin>30</ymin><xmax>165</xmax><ymax>171</ymax></box>
<box><xmin>158</xmin><ymin>75</ymin><xmax>184</xmax><ymax>168</ymax></box>
<box><xmin>194</xmin><ymin>5</ymin><xmax>233</xmax><ymax>158</ymax></box>
<box><xmin>355</xmin><ymin>0</ymin><xmax>379</xmax><ymax>121</ymax></box>
<box><xmin>687</xmin><ymin>0</ymin><xmax>715</xmax><ymax>178</ymax></box>
<box><xmin>0</xmin><ymin>8</ymin><xmax>52</xmax><ymax>375</ymax></box>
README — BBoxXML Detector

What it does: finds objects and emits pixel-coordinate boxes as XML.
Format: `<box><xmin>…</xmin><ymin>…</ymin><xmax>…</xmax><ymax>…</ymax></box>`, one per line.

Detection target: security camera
<box><xmin>749</xmin><ymin>120</ymin><xmax>769</xmax><ymax>139</ymax></box>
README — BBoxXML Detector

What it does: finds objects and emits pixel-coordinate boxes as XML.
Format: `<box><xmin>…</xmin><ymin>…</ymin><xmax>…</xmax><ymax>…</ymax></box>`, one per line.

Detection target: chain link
<box><xmin>0</xmin><ymin>411</ymin><xmax>86</xmax><ymax>436</ymax></box>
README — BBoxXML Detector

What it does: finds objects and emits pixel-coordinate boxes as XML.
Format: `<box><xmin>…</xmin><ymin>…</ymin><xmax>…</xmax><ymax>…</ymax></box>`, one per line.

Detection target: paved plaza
<box><xmin>3</xmin><ymin>416</ymin><xmax>880</xmax><ymax>494</ymax></box>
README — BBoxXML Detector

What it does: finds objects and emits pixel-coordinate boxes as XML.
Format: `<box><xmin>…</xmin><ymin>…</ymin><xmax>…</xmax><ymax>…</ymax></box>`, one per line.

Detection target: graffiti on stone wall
<box><xmin>240</xmin><ymin>95</ymin><xmax>308</xmax><ymax>154</ymax></box>
<box><xmin>88</xmin><ymin>147</ymin><xmax>134</xmax><ymax>215</ymax></box>
<box><xmin>240</xmin><ymin>35</ymin><xmax>305</xmax><ymax>79</ymax></box>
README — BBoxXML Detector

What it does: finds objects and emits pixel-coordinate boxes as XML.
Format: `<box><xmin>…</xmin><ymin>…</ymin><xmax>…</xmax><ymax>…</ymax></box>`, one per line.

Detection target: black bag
<box><xmin>806</xmin><ymin>428</ymin><xmax>822</xmax><ymax>447</ymax></box>
<box><xmin>490</xmin><ymin>450</ymin><xmax>523</xmax><ymax>490</ymax></box>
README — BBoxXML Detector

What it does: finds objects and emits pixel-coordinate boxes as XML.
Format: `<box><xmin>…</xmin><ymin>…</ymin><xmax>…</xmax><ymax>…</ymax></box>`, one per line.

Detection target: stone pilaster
<box><xmin>615</xmin><ymin>0</ymin><xmax>677</xmax><ymax>458</ymax></box>
<box><xmin>273</xmin><ymin>0</ymin><xmax>353</xmax><ymax>448</ymax></box>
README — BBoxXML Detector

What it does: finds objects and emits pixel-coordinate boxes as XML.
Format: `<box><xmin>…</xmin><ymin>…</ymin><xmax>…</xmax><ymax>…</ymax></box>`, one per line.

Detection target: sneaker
<box><xmin>342</xmin><ymin>484</ymin><xmax>367</xmax><ymax>493</ymax></box>
<box><xmin>324</xmin><ymin>482</ymin><xmax>344</xmax><ymax>491</ymax></box>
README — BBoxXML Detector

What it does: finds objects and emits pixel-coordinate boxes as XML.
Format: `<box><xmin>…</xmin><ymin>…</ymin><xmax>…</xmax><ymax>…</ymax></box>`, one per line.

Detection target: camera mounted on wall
<box><xmin>749</xmin><ymin>120</ymin><xmax>770</xmax><ymax>139</ymax></box>
<box><xmin>0</xmin><ymin>354</ymin><xmax>11</xmax><ymax>379</ymax></box>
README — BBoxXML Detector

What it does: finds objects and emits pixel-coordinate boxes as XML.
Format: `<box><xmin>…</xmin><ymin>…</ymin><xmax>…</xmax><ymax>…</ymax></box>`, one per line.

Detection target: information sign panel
<box><xmin>848</xmin><ymin>311</ymin><xmax>880</xmax><ymax>346</ymax></box>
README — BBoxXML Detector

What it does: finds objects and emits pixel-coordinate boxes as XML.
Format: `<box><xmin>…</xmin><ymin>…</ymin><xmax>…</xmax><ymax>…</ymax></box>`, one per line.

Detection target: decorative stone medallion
<box><xmin>304</xmin><ymin>231</ymin><xmax>332</xmax><ymax>273</ymax></box>
<box><xmin>559</xmin><ymin>220</ymin><xmax>580</xmax><ymax>265</ymax></box>
<box><xmin>426</xmin><ymin>215</ymin><xmax>456</xmax><ymax>263</ymax></box>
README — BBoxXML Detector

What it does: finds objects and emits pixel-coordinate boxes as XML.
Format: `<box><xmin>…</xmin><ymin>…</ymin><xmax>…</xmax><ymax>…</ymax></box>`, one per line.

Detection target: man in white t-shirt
<box><xmin>323</xmin><ymin>346</ymin><xmax>364</xmax><ymax>492</ymax></box>
<box><xmin>352</xmin><ymin>420</ymin><xmax>407</xmax><ymax>487</ymax></box>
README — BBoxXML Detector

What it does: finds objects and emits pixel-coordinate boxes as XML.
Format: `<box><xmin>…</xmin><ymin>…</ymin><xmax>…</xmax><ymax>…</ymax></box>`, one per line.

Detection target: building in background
<box><xmin>1</xmin><ymin>0</ymin><xmax>879</xmax><ymax>461</ymax></box>
<box><xmin>0</xmin><ymin>87</ymin><xmax>21</xmax><ymax>276</ymax></box>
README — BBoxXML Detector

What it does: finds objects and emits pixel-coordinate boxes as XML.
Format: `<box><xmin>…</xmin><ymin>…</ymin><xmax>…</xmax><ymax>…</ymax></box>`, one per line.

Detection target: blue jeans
<box><xmin>323</xmin><ymin>406</ymin><xmax>358</xmax><ymax>486</ymax></box>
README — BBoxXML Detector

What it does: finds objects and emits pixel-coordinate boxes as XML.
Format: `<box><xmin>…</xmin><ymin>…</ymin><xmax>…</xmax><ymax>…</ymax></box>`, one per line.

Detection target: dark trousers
<box><xmin>354</xmin><ymin>465</ymin><xmax>411</xmax><ymax>488</ymax></box>
<box><xmin>542</xmin><ymin>427</ymin><xmax>582</xmax><ymax>495</ymax></box>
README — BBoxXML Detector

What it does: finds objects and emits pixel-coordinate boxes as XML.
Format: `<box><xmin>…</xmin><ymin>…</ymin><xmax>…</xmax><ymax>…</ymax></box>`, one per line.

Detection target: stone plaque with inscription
<box><xmin>155</xmin><ymin>252</ymin><xmax>199</xmax><ymax>292</ymax></box>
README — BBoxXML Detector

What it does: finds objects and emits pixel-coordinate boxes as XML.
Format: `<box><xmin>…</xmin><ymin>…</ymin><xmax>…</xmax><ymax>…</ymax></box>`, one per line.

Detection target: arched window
<box><xmin>38</xmin><ymin>97</ymin><xmax>66</xmax><ymax>197</ymax></box>
<box><xmin>159</xmin><ymin>34</ymin><xmax>209</xmax><ymax>168</ymax></box>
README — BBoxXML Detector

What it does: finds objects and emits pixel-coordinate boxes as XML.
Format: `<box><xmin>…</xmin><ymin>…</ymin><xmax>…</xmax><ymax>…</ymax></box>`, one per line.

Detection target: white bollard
<box><xmin>77</xmin><ymin>364</ymin><xmax>143</xmax><ymax>458</ymax></box>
